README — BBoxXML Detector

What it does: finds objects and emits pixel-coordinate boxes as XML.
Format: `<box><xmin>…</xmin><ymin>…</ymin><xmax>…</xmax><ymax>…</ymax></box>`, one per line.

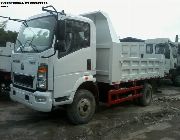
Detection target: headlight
<box><xmin>35</xmin><ymin>96</ymin><xmax>47</xmax><ymax>102</ymax></box>
<box><xmin>37</xmin><ymin>64</ymin><xmax>48</xmax><ymax>90</ymax></box>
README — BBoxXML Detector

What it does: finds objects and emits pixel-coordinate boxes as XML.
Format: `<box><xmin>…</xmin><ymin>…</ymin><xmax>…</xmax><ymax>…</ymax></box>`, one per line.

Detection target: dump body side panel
<box><xmin>83</xmin><ymin>11</ymin><xmax>165</xmax><ymax>84</ymax></box>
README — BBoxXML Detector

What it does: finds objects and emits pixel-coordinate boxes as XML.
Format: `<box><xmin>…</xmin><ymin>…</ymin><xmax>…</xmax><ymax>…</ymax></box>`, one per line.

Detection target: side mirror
<box><xmin>55</xmin><ymin>20</ymin><xmax>66</xmax><ymax>52</ymax></box>
<box><xmin>55</xmin><ymin>40</ymin><xmax>66</xmax><ymax>52</ymax></box>
<box><xmin>56</xmin><ymin>20</ymin><xmax>66</xmax><ymax>40</ymax></box>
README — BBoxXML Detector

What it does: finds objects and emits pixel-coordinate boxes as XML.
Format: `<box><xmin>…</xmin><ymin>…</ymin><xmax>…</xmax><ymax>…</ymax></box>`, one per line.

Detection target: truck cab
<box><xmin>145</xmin><ymin>38</ymin><xmax>178</xmax><ymax>76</ymax></box>
<box><xmin>0</xmin><ymin>42</ymin><xmax>14</xmax><ymax>93</ymax></box>
<box><xmin>10</xmin><ymin>9</ymin><xmax>96</xmax><ymax>113</ymax></box>
<box><xmin>177</xmin><ymin>43</ymin><xmax>180</xmax><ymax>68</ymax></box>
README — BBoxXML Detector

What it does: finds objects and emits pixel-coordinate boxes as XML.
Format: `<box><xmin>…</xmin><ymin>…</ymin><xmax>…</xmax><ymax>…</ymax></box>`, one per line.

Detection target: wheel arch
<box><xmin>77</xmin><ymin>81</ymin><xmax>99</xmax><ymax>104</ymax></box>
<box><xmin>71</xmin><ymin>75</ymin><xmax>99</xmax><ymax>104</ymax></box>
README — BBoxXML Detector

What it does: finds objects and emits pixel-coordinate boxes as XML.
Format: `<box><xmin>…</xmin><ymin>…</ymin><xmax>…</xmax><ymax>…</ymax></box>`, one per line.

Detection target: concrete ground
<box><xmin>0</xmin><ymin>81</ymin><xmax>180</xmax><ymax>140</ymax></box>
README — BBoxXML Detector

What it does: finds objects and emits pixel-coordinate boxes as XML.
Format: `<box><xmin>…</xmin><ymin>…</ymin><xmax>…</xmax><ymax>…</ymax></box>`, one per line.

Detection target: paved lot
<box><xmin>0</xmin><ymin>81</ymin><xmax>180</xmax><ymax>140</ymax></box>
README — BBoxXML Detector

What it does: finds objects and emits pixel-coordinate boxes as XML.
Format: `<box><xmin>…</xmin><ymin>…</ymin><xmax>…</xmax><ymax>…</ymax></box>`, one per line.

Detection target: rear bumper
<box><xmin>10</xmin><ymin>85</ymin><xmax>52</xmax><ymax>112</ymax></box>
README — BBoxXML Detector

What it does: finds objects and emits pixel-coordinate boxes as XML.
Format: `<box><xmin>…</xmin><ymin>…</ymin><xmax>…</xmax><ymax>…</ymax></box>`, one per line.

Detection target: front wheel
<box><xmin>67</xmin><ymin>89</ymin><xmax>96</xmax><ymax>124</ymax></box>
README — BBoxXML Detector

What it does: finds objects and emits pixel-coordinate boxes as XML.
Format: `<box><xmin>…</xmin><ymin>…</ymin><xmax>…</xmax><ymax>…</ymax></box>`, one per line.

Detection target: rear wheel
<box><xmin>67</xmin><ymin>89</ymin><xmax>96</xmax><ymax>124</ymax></box>
<box><xmin>139</xmin><ymin>83</ymin><xmax>153</xmax><ymax>106</ymax></box>
<box><xmin>172</xmin><ymin>76</ymin><xmax>180</xmax><ymax>87</ymax></box>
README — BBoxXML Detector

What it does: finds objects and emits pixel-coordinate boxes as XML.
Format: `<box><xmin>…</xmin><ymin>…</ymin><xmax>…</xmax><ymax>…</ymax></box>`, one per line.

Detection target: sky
<box><xmin>0</xmin><ymin>0</ymin><xmax>180</xmax><ymax>41</ymax></box>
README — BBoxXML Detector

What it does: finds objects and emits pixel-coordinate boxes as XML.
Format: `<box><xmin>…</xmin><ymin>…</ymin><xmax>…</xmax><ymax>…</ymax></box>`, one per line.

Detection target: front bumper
<box><xmin>10</xmin><ymin>85</ymin><xmax>53</xmax><ymax>112</ymax></box>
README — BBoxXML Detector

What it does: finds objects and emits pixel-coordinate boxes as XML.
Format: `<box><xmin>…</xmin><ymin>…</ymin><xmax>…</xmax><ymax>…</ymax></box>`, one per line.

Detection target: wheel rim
<box><xmin>77</xmin><ymin>98</ymin><xmax>91</xmax><ymax>117</ymax></box>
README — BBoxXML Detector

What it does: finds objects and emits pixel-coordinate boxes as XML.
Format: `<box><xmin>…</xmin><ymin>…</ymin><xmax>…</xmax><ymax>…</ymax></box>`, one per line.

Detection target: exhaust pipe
<box><xmin>175</xmin><ymin>35</ymin><xmax>179</xmax><ymax>42</ymax></box>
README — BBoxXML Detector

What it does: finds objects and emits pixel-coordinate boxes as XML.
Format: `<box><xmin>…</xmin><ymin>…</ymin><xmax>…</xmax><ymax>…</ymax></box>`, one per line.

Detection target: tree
<box><xmin>0</xmin><ymin>28</ymin><xmax>18</xmax><ymax>46</ymax></box>
<box><xmin>0</xmin><ymin>19</ymin><xmax>18</xmax><ymax>46</ymax></box>
<box><xmin>0</xmin><ymin>20</ymin><xmax>8</xmax><ymax>30</ymax></box>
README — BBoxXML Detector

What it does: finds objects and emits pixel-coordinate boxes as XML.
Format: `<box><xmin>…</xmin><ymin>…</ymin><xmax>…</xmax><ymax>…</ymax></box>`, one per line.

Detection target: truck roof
<box><xmin>81</xmin><ymin>11</ymin><xmax>120</xmax><ymax>43</ymax></box>
<box><xmin>145</xmin><ymin>38</ymin><xmax>171</xmax><ymax>44</ymax></box>
<box><xmin>28</xmin><ymin>12</ymin><xmax>93</xmax><ymax>24</ymax></box>
<box><xmin>120</xmin><ymin>37</ymin><xmax>145</xmax><ymax>42</ymax></box>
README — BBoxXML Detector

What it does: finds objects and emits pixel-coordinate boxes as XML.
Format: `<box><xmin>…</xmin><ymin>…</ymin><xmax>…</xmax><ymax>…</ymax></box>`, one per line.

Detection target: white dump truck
<box><xmin>145</xmin><ymin>38</ymin><xmax>180</xmax><ymax>85</ymax></box>
<box><xmin>0</xmin><ymin>42</ymin><xmax>13</xmax><ymax>93</ymax></box>
<box><xmin>10</xmin><ymin>6</ymin><xmax>165</xmax><ymax>124</ymax></box>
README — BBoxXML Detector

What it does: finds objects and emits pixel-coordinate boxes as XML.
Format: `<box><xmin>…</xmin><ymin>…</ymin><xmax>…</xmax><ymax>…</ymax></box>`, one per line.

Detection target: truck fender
<box><xmin>69</xmin><ymin>75</ymin><xmax>96</xmax><ymax>101</ymax></box>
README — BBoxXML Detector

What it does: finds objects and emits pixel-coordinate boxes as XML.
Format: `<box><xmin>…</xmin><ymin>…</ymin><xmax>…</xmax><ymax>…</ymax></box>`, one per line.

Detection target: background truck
<box><xmin>174</xmin><ymin>35</ymin><xmax>180</xmax><ymax>85</ymax></box>
<box><xmin>177</xmin><ymin>43</ymin><xmax>180</xmax><ymax>68</ymax></box>
<box><xmin>10</xmin><ymin>6</ymin><xmax>165</xmax><ymax>124</ymax></box>
<box><xmin>120</xmin><ymin>37</ymin><xmax>162</xmax><ymax>91</ymax></box>
<box><xmin>145</xmin><ymin>38</ymin><xmax>180</xmax><ymax>86</ymax></box>
<box><xmin>0</xmin><ymin>42</ymin><xmax>13</xmax><ymax>93</ymax></box>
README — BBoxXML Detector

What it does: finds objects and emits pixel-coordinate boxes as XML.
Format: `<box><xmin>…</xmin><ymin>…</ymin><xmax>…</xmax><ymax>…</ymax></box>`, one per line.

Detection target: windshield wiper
<box><xmin>25</xmin><ymin>36</ymin><xmax>39</xmax><ymax>53</ymax></box>
<box><xmin>29</xmin><ymin>42</ymin><xmax>39</xmax><ymax>53</ymax></box>
<box><xmin>16</xmin><ymin>39</ymin><xmax>24</xmax><ymax>52</ymax></box>
<box><xmin>31</xmin><ymin>44</ymin><xmax>39</xmax><ymax>53</ymax></box>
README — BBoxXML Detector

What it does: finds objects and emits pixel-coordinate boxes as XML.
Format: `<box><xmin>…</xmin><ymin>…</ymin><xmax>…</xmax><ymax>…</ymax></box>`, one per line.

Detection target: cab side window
<box><xmin>64</xmin><ymin>20</ymin><xmax>90</xmax><ymax>54</ymax></box>
<box><xmin>146</xmin><ymin>44</ymin><xmax>153</xmax><ymax>54</ymax></box>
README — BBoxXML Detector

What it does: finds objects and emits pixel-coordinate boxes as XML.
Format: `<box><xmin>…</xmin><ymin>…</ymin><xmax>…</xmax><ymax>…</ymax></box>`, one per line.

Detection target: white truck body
<box><xmin>10</xmin><ymin>9</ymin><xmax>165</xmax><ymax>123</ymax></box>
<box><xmin>83</xmin><ymin>12</ymin><xmax>164</xmax><ymax>84</ymax></box>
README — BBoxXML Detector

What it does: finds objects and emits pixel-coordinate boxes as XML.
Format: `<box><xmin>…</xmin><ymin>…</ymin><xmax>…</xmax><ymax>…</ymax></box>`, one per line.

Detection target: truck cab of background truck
<box><xmin>0</xmin><ymin>42</ymin><xmax>14</xmax><ymax>93</ymax></box>
<box><xmin>145</xmin><ymin>38</ymin><xmax>178</xmax><ymax>76</ymax></box>
<box><xmin>10</xmin><ymin>9</ymin><xmax>97</xmax><ymax>113</ymax></box>
<box><xmin>177</xmin><ymin>43</ymin><xmax>180</xmax><ymax>68</ymax></box>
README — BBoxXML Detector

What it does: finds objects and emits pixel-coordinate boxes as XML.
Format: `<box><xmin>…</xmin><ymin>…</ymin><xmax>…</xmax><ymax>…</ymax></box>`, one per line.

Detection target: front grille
<box><xmin>14</xmin><ymin>73</ymin><xmax>34</xmax><ymax>88</ymax></box>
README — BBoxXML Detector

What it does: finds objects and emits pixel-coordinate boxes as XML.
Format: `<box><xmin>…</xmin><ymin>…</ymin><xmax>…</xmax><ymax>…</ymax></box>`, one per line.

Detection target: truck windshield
<box><xmin>155</xmin><ymin>43</ymin><xmax>170</xmax><ymax>59</ymax></box>
<box><xmin>15</xmin><ymin>16</ymin><xmax>56</xmax><ymax>53</ymax></box>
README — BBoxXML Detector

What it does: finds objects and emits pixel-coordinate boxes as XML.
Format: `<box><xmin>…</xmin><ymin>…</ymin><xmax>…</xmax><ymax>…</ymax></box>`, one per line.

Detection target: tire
<box><xmin>133</xmin><ymin>98</ymin><xmax>140</xmax><ymax>105</ymax></box>
<box><xmin>151</xmin><ymin>80</ymin><xmax>158</xmax><ymax>94</ymax></box>
<box><xmin>67</xmin><ymin>89</ymin><xmax>96</xmax><ymax>124</ymax></box>
<box><xmin>139</xmin><ymin>83</ymin><xmax>153</xmax><ymax>106</ymax></box>
<box><xmin>172</xmin><ymin>76</ymin><xmax>180</xmax><ymax>87</ymax></box>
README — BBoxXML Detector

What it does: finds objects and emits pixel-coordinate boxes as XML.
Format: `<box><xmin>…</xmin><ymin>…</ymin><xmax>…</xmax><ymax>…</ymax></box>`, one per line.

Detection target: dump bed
<box><xmin>0</xmin><ymin>42</ymin><xmax>13</xmax><ymax>72</ymax></box>
<box><xmin>82</xmin><ymin>11</ymin><xmax>165</xmax><ymax>84</ymax></box>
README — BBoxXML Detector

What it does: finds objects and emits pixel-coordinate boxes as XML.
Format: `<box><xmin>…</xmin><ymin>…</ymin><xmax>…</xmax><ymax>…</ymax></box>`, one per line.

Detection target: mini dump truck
<box><xmin>145</xmin><ymin>38</ymin><xmax>180</xmax><ymax>86</ymax></box>
<box><xmin>10</xmin><ymin>6</ymin><xmax>165</xmax><ymax>124</ymax></box>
